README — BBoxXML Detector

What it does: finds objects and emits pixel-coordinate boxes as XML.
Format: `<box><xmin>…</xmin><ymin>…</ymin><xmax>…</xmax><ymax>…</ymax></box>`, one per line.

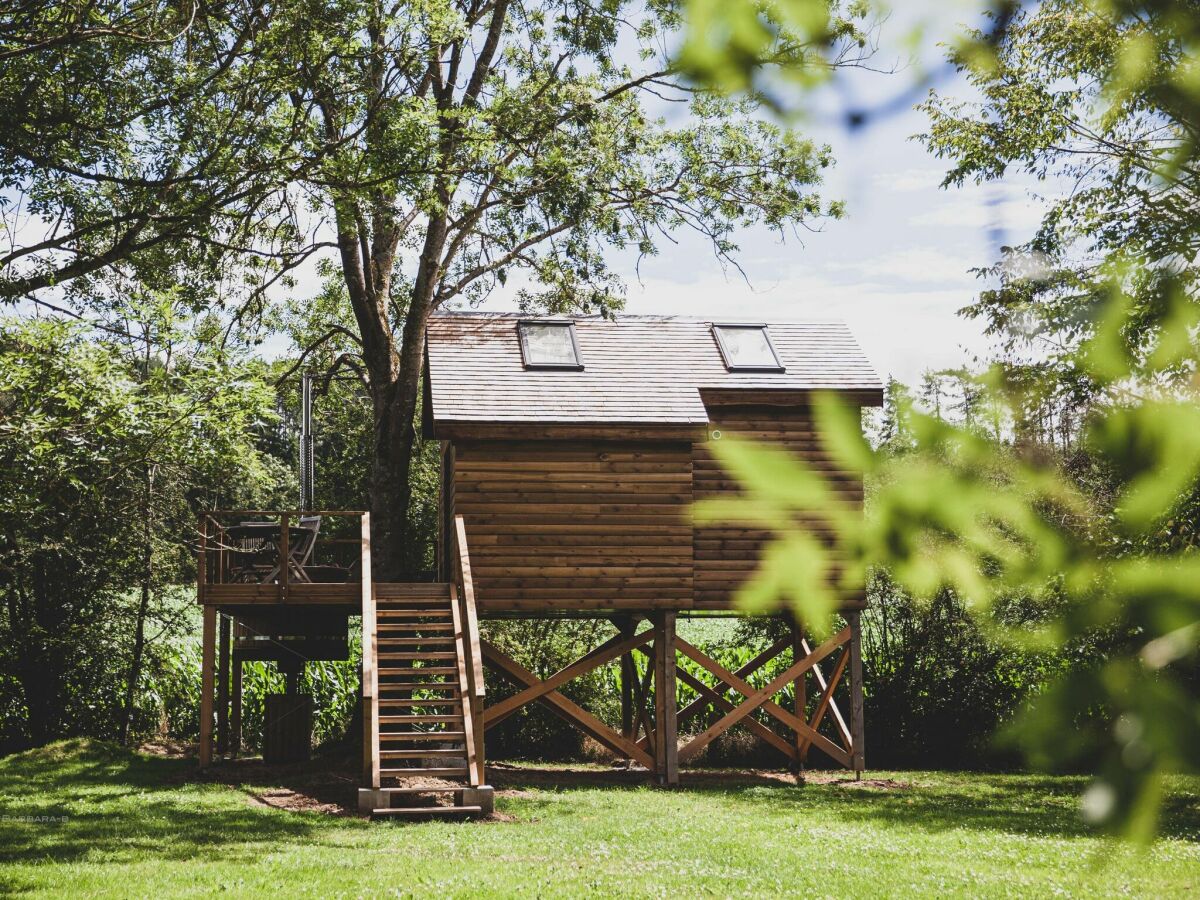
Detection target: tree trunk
<box><xmin>120</xmin><ymin>466</ymin><xmax>154</xmax><ymax>745</ymax></box>
<box><xmin>368</xmin><ymin>291</ymin><xmax>438</xmax><ymax>580</ymax></box>
<box><xmin>370</xmin><ymin>390</ymin><xmax>414</xmax><ymax>581</ymax></box>
<box><xmin>361</xmin><ymin>203</ymin><xmax>448</xmax><ymax>581</ymax></box>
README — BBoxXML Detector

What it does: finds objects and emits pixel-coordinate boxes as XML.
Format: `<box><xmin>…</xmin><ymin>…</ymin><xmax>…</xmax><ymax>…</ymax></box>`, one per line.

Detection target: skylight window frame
<box><xmin>516</xmin><ymin>319</ymin><xmax>585</xmax><ymax>371</ymax></box>
<box><xmin>712</xmin><ymin>323</ymin><xmax>787</xmax><ymax>373</ymax></box>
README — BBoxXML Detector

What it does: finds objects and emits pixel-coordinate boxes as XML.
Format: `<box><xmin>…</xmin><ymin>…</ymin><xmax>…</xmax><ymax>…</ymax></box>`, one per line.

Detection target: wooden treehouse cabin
<box><xmin>196</xmin><ymin>312</ymin><xmax>882</xmax><ymax>819</ymax></box>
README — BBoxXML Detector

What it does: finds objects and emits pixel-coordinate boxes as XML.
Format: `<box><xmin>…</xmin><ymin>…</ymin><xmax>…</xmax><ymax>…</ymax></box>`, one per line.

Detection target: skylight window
<box><xmin>517</xmin><ymin>320</ymin><xmax>584</xmax><ymax>370</ymax></box>
<box><xmin>712</xmin><ymin>324</ymin><xmax>785</xmax><ymax>372</ymax></box>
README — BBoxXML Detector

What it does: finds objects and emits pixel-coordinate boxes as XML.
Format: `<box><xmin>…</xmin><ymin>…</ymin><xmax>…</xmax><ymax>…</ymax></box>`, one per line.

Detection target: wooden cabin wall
<box><xmin>692</xmin><ymin>404</ymin><xmax>865</xmax><ymax>610</ymax></box>
<box><xmin>449</xmin><ymin>440</ymin><xmax>694</xmax><ymax>611</ymax></box>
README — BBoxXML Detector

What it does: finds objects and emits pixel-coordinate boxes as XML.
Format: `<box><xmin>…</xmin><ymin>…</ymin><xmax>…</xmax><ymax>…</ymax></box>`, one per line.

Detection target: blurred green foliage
<box><xmin>689</xmin><ymin>0</ymin><xmax>1200</xmax><ymax>837</ymax></box>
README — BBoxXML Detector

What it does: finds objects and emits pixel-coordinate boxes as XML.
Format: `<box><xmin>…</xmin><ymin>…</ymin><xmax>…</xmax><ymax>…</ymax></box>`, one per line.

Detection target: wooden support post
<box><xmin>278</xmin><ymin>512</ymin><xmax>289</xmax><ymax>603</ymax></box>
<box><xmin>619</xmin><ymin>620</ymin><xmax>637</xmax><ymax>744</ymax></box>
<box><xmin>653</xmin><ymin>611</ymin><xmax>678</xmax><ymax>786</ymax></box>
<box><xmin>848</xmin><ymin>609</ymin><xmax>865</xmax><ymax>775</ymax></box>
<box><xmin>231</xmin><ymin>652</ymin><xmax>243</xmax><ymax>759</ymax></box>
<box><xmin>216</xmin><ymin>614</ymin><xmax>230</xmax><ymax>757</ymax></box>
<box><xmin>199</xmin><ymin>604</ymin><xmax>216</xmax><ymax>768</ymax></box>
<box><xmin>633</xmin><ymin>643</ymin><xmax>656</xmax><ymax>754</ymax></box>
<box><xmin>791</xmin><ymin>617</ymin><xmax>806</xmax><ymax>776</ymax></box>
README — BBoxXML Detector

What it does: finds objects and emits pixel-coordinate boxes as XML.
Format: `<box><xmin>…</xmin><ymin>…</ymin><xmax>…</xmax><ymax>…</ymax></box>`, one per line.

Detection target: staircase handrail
<box><xmin>452</xmin><ymin>515</ymin><xmax>486</xmax><ymax>785</ymax></box>
<box><xmin>360</xmin><ymin>512</ymin><xmax>380</xmax><ymax>788</ymax></box>
<box><xmin>453</xmin><ymin>515</ymin><xmax>485</xmax><ymax>700</ymax></box>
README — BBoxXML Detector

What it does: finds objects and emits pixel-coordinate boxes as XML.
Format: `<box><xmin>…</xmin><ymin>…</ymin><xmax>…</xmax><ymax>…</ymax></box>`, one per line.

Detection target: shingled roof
<box><xmin>425</xmin><ymin>312</ymin><xmax>882</xmax><ymax>427</ymax></box>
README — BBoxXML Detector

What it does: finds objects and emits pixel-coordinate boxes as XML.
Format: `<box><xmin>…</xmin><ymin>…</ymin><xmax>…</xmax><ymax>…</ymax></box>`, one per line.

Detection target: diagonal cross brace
<box><xmin>676</xmin><ymin>629</ymin><xmax>853</xmax><ymax>767</ymax></box>
<box><xmin>800</xmin><ymin>637</ymin><xmax>853</xmax><ymax>752</ymax></box>
<box><xmin>639</xmin><ymin>636</ymin><xmax>789</xmax><ymax>752</ymax></box>
<box><xmin>480</xmin><ymin>638</ymin><xmax>656</xmax><ymax>770</ymax></box>
<box><xmin>673</xmin><ymin>662</ymin><xmax>799</xmax><ymax>762</ymax></box>
<box><xmin>798</xmin><ymin>646</ymin><xmax>850</xmax><ymax>763</ymax></box>
<box><xmin>485</xmin><ymin>626</ymin><xmax>653</xmax><ymax>727</ymax></box>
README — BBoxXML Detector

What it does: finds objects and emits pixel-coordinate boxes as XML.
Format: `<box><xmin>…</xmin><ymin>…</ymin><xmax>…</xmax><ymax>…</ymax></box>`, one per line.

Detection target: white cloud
<box><xmin>871</xmin><ymin>166</ymin><xmax>946</xmax><ymax>193</ymax></box>
<box><xmin>824</xmin><ymin>247</ymin><xmax>980</xmax><ymax>285</ymax></box>
<box><xmin>910</xmin><ymin>188</ymin><xmax>1049</xmax><ymax>234</ymax></box>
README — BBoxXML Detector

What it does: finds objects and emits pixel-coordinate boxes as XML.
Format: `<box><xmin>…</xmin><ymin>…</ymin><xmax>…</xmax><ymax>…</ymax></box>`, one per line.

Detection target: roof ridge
<box><xmin>430</xmin><ymin>309</ymin><xmax>853</xmax><ymax>326</ymax></box>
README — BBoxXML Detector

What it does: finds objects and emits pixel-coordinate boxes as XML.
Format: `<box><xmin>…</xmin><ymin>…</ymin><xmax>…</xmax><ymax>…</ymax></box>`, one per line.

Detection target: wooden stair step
<box><xmin>379</xmin><ymin>684</ymin><xmax>457</xmax><ymax>692</ymax></box>
<box><xmin>377</xmin><ymin>623</ymin><xmax>454</xmax><ymax>633</ymax></box>
<box><xmin>377</xmin><ymin>609</ymin><xmax>451</xmax><ymax>619</ymax></box>
<box><xmin>380</xmin><ymin>731</ymin><xmax>466</xmax><ymax>742</ymax></box>
<box><xmin>372</xmin><ymin>805</ymin><xmax>481</xmax><ymax>818</ymax></box>
<box><xmin>381</xmin><ymin>749</ymin><xmax>467</xmax><ymax>759</ymax></box>
<box><xmin>379</xmin><ymin>666</ymin><xmax>457</xmax><ymax>676</ymax></box>
<box><xmin>371</xmin><ymin>786</ymin><xmax>463</xmax><ymax>795</ymax></box>
<box><xmin>378</xmin><ymin>652</ymin><xmax>456</xmax><ymax>660</ymax></box>
<box><xmin>379</xmin><ymin>714</ymin><xmax>463</xmax><ymax>724</ymax></box>
<box><xmin>381</xmin><ymin>767</ymin><xmax>468</xmax><ymax>777</ymax></box>
<box><xmin>378</xmin><ymin>699</ymin><xmax>463</xmax><ymax>708</ymax></box>
<box><xmin>374</xmin><ymin>607</ymin><xmax>451</xmax><ymax>614</ymax></box>
<box><xmin>376</xmin><ymin>596</ymin><xmax>454</xmax><ymax>605</ymax></box>
<box><xmin>378</xmin><ymin>637</ymin><xmax>455</xmax><ymax>646</ymax></box>
<box><xmin>374</xmin><ymin>583</ymin><xmax>453</xmax><ymax>594</ymax></box>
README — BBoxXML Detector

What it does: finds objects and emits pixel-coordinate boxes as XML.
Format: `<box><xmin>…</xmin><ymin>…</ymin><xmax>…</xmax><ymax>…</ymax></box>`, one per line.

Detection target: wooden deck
<box><xmin>201</xmin><ymin>582</ymin><xmax>362</xmax><ymax>607</ymax></box>
<box><xmin>195</xmin><ymin>509</ymin><xmax>866</xmax><ymax>795</ymax></box>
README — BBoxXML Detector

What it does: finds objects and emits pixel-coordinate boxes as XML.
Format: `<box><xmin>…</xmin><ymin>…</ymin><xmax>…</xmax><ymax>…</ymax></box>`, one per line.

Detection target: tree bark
<box><xmin>120</xmin><ymin>465</ymin><xmax>155</xmax><ymax>745</ymax></box>
<box><xmin>367</xmin><ymin>212</ymin><xmax>446</xmax><ymax>580</ymax></box>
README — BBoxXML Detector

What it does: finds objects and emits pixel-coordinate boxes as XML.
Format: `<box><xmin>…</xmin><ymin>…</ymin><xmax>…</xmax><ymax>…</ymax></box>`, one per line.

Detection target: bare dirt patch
<box><xmin>833</xmin><ymin>777</ymin><xmax>911</xmax><ymax>791</ymax></box>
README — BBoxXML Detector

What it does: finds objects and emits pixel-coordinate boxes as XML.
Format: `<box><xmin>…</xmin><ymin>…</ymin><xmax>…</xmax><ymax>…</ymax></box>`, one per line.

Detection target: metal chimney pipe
<box><xmin>300</xmin><ymin>373</ymin><xmax>314</xmax><ymax>511</ymax></box>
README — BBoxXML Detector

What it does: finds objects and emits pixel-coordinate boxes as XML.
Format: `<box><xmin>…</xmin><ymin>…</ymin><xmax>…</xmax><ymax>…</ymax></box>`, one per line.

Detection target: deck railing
<box><xmin>197</xmin><ymin>509</ymin><xmax>366</xmax><ymax>605</ymax></box>
<box><xmin>452</xmin><ymin>514</ymin><xmax>486</xmax><ymax>786</ymax></box>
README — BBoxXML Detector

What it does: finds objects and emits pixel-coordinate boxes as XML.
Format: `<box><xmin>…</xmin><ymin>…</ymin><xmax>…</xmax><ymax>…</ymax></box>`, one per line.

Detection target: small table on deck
<box><xmin>225</xmin><ymin>522</ymin><xmax>312</xmax><ymax>584</ymax></box>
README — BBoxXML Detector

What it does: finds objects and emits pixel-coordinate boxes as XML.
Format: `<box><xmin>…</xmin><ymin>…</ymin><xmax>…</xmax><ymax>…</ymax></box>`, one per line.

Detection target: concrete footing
<box><xmin>357</xmin><ymin>788</ymin><xmax>390</xmax><ymax>815</ymax></box>
<box><xmin>459</xmin><ymin>785</ymin><xmax>495</xmax><ymax>814</ymax></box>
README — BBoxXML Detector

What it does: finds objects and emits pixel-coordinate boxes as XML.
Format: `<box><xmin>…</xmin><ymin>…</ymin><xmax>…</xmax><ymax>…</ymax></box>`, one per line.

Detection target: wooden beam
<box><xmin>454</xmin><ymin>516</ymin><xmax>485</xmax><ymax>698</ymax></box>
<box><xmin>633</xmin><ymin>643</ymin><xmax>656</xmax><ymax>754</ymax></box>
<box><xmin>449</xmin><ymin>583</ymin><xmax>481</xmax><ymax>786</ymax></box>
<box><xmin>230</xmin><ymin>653</ymin><xmax>242</xmax><ymax>759</ymax></box>
<box><xmin>616</xmin><ymin>617</ymin><xmax>637</xmax><ymax>742</ymax></box>
<box><xmin>454</xmin><ymin>516</ymin><xmax>486</xmax><ymax>782</ymax></box>
<box><xmin>848</xmin><ymin>609</ymin><xmax>865</xmax><ymax>772</ymax></box>
<box><xmin>792</xmin><ymin>621</ymin><xmax>806</xmax><ymax>772</ymax></box>
<box><xmin>676</xmin><ymin>633</ymin><xmax>852</xmax><ymax>767</ymax></box>
<box><xmin>198</xmin><ymin>605</ymin><xmax>216</xmax><ymax>768</ymax></box>
<box><xmin>800</xmin><ymin>637</ymin><xmax>852</xmax><ymax>750</ymax></box>
<box><xmin>673</xmin><ymin>663</ymin><xmax>797</xmax><ymax>762</ymax></box>
<box><xmin>360</xmin><ymin>513</ymin><xmax>379</xmax><ymax>789</ymax></box>
<box><xmin>196</xmin><ymin>514</ymin><xmax>207</xmax><ymax>606</ymax></box>
<box><xmin>799</xmin><ymin>646</ymin><xmax>850</xmax><ymax>763</ymax></box>
<box><xmin>485</xmin><ymin>627</ymin><xmax>653</xmax><ymax>727</ymax></box>
<box><xmin>278</xmin><ymin>512</ymin><xmax>289</xmax><ymax>604</ymax></box>
<box><xmin>480</xmin><ymin>639</ymin><xmax>655</xmax><ymax>770</ymax></box>
<box><xmin>675</xmin><ymin>637</ymin><xmax>789</xmax><ymax>729</ymax></box>
<box><xmin>216</xmin><ymin>614</ymin><xmax>230</xmax><ymax>757</ymax></box>
<box><xmin>653</xmin><ymin>611</ymin><xmax>678</xmax><ymax>785</ymax></box>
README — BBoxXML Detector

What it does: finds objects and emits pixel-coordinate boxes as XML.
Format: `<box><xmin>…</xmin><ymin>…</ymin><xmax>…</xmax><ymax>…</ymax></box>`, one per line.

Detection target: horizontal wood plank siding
<box><xmin>693</xmin><ymin>405</ymin><xmax>865</xmax><ymax>611</ymax></box>
<box><xmin>453</xmin><ymin>440</ymin><xmax>693</xmax><ymax>611</ymax></box>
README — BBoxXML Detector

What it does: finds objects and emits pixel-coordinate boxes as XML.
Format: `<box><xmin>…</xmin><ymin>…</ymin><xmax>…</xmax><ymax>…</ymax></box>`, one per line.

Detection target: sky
<box><xmin>4</xmin><ymin>2</ymin><xmax>1052</xmax><ymax>391</ymax></box>
<box><xmin>468</xmin><ymin>2</ymin><xmax>1052</xmax><ymax>388</ymax></box>
<box><xmin>259</xmin><ymin>2</ymin><xmax>1050</xmax><ymax>389</ymax></box>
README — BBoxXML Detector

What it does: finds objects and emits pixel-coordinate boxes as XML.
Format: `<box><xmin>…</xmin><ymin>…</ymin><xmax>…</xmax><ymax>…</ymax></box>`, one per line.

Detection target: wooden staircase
<box><xmin>359</xmin><ymin>517</ymin><xmax>489</xmax><ymax>818</ymax></box>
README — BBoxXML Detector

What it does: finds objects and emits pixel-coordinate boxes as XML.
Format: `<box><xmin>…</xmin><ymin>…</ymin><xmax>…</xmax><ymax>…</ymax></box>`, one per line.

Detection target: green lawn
<box><xmin>1</xmin><ymin>741</ymin><xmax>1198</xmax><ymax>898</ymax></box>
